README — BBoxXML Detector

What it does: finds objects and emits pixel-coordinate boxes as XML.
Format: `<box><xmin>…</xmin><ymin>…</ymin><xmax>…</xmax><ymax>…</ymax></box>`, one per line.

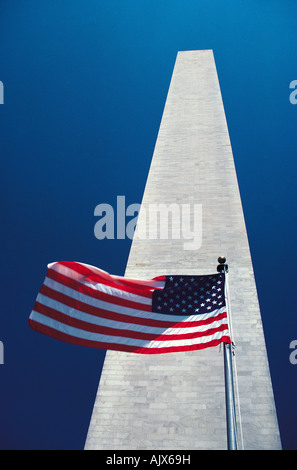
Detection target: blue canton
<box><xmin>152</xmin><ymin>273</ymin><xmax>225</xmax><ymax>316</ymax></box>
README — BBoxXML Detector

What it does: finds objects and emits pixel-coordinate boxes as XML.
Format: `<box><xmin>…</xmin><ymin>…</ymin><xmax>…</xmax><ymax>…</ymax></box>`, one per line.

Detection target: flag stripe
<box><xmin>29</xmin><ymin>313</ymin><xmax>230</xmax><ymax>351</ymax></box>
<box><xmin>46</xmin><ymin>268</ymin><xmax>153</xmax><ymax>309</ymax></box>
<box><xmin>29</xmin><ymin>319</ymin><xmax>230</xmax><ymax>354</ymax></box>
<box><xmin>52</xmin><ymin>262</ymin><xmax>164</xmax><ymax>296</ymax></box>
<box><xmin>32</xmin><ymin>297</ymin><xmax>229</xmax><ymax>340</ymax></box>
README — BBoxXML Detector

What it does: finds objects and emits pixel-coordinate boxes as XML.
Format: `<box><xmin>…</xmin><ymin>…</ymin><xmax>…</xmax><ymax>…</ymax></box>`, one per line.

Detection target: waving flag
<box><xmin>29</xmin><ymin>261</ymin><xmax>231</xmax><ymax>354</ymax></box>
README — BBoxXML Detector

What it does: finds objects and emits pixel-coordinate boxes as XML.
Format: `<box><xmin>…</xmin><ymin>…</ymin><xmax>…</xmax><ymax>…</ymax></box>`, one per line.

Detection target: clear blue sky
<box><xmin>1</xmin><ymin>0</ymin><xmax>297</xmax><ymax>449</ymax></box>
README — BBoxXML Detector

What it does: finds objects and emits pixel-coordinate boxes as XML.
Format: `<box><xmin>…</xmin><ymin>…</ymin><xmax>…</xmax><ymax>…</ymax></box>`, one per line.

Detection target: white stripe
<box><xmin>43</xmin><ymin>277</ymin><xmax>226</xmax><ymax>323</ymax></box>
<box><xmin>113</xmin><ymin>276</ymin><xmax>165</xmax><ymax>289</ymax></box>
<box><xmin>74</xmin><ymin>262</ymin><xmax>166</xmax><ymax>289</ymax></box>
<box><xmin>48</xmin><ymin>261</ymin><xmax>112</xmax><ymax>279</ymax></box>
<box><xmin>48</xmin><ymin>262</ymin><xmax>165</xmax><ymax>295</ymax></box>
<box><xmin>145</xmin><ymin>329</ymin><xmax>229</xmax><ymax>349</ymax></box>
<box><xmin>82</xmin><ymin>280</ymin><xmax>152</xmax><ymax>305</ymax></box>
<box><xmin>48</xmin><ymin>265</ymin><xmax>155</xmax><ymax>306</ymax></box>
<box><xmin>30</xmin><ymin>311</ymin><xmax>230</xmax><ymax>349</ymax></box>
<box><xmin>34</xmin><ymin>293</ymin><xmax>229</xmax><ymax>336</ymax></box>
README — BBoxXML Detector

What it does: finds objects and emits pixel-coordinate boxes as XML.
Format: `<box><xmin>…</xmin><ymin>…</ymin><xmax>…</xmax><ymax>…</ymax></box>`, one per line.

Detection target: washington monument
<box><xmin>84</xmin><ymin>50</ymin><xmax>281</xmax><ymax>450</ymax></box>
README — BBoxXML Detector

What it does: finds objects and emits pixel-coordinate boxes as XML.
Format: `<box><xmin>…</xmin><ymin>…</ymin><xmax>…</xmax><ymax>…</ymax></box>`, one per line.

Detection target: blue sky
<box><xmin>1</xmin><ymin>0</ymin><xmax>297</xmax><ymax>449</ymax></box>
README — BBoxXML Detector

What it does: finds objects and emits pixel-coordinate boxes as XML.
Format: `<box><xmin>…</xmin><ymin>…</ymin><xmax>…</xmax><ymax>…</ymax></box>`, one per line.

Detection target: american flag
<box><xmin>29</xmin><ymin>261</ymin><xmax>231</xmax><ymax>354</ymax></box>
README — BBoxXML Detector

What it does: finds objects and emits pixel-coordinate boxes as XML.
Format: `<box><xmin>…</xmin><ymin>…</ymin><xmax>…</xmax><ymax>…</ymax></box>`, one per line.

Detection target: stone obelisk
<box><xmin>84</xmin><ymin>50</ymin><xmax>281</xmax><ymax>450</ymax></box>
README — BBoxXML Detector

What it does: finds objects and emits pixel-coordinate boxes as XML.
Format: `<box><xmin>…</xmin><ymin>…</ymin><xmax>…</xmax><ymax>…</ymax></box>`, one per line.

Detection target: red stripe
<box><xmin>46</xmin><ymin>270</ymin><xmax>152</xmax><ymax>312</ymax></box>
<box><xmin>33</xmin><ymin>301</ymin><xmax>229</xmax><ymax>342</ymax></box>
<box><xmin>29</xmin><ymin>319</ymin><xmax>230</xmax><ymax>354</ymax></box>
<box><xmin>55</xmin><ymin>262</ymin><xmax>155</xmax><ymax>298</ymax></box>
<box><xmin>113</xmin><ymin>274</ymin><xmax>166</xmax><ymax>288</ymax></box>
<box><xmin>39</xmin><ymin>283</ymin><xmax>228</xmax><ymax>329</ymax></box>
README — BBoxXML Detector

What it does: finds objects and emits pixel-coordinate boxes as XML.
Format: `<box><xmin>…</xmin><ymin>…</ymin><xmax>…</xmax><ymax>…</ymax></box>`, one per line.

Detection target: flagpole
<box><xmin>217</xmin><ymin>256</ymin><xmax>238</xmax><ymax>450</ymax></box>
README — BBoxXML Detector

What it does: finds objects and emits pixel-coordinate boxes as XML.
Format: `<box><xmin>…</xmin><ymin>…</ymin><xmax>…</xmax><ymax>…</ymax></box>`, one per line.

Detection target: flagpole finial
<box><xmin>217</xmin><ymin>256</ymin><xmax>228</xmax><ymax>273</ymax></box>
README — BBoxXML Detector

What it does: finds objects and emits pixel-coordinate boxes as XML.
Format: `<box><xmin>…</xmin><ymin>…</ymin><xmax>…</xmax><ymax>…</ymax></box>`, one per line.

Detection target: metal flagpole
<box><xmin>217</xmin><ymin>256</ymin><xmax>238</xmax><ymax>450</ymax></box>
